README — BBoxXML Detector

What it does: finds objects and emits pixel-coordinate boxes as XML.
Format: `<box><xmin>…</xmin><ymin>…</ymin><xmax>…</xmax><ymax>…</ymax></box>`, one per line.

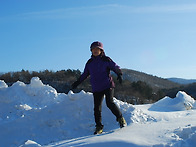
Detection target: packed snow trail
<box><xmin>0</xmin><ymin>77</ymin><xmax>196</xmax><ymax>147</ymax></box>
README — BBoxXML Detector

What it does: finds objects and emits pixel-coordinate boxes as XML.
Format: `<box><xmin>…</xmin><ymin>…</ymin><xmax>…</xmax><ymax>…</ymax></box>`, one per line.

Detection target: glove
<box><xmin>117</xmin><ymin>74</ymin><xmax>123</xmax><ymax>84</ymax></box>
<box><xmin>71</xmin><ymin>80</ymin><xmax>80</xmax><ymax>89</ymax></box>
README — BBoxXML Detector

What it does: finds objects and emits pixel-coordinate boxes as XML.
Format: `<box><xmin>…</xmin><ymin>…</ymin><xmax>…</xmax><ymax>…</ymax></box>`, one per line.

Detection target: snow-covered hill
<box><xmin>167</xmin><ymin>78</ymin><xmax>196</xmax><ymax>85</ymax></box>
<box><xmin>0</xmin><ymin>77</ymin><xmax>196</xmax><ymax>147</ymax></box>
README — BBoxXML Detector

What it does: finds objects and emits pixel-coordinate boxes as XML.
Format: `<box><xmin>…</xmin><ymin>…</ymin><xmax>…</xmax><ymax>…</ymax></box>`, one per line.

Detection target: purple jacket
<box><xmin>79</xmin><ymin>54</ymin><xmax>122</xmax><ymax>92</ymax></box>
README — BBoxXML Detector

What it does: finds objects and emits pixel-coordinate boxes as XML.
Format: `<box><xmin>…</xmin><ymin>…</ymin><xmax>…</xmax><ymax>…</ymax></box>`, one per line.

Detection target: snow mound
<box><xmin>149</xmin><ymin>91</ymin><xmax>196</xmax><ymax>112</ymax></box>
<box><xmin>0</xmin><ymin>77</ymin><xmax>63</xmax><ymax>107</ymax></box>
<box><xmin>0</xmin><ymin>77</ymin><xmax>156</xmax><ymax>146</ymax></box>
<box><xmin>0</xmin><ymin>80</ymin><xmax>8</xmax><ymax>88</ymax></box>
<box><xmin>1</xmin><ymin>77</ymin><xmax>196</xmax><ymax>146</ymax></box>
<box><xmin>19</xmin><ymin>140</ymin><xmax>41</xmax><ymax>147</ymax></box>
<box><xmin>30</xmin><ymin>77</ymin><xmax>44</xmax><ymax>88</ymax></box>
<box><xmin>0</xmin><ymin>77</ymin><xmax>65</xmax><ymax>124</ymax></box>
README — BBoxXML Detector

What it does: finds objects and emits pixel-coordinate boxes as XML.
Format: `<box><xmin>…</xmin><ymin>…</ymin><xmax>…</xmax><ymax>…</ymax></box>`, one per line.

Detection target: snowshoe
<box><xmin>117</xmin><ymin>116</ymin><xmax>127</xmax><ymax>128</ymax></box>
<box><xmin>94</xmin><ymin>125</ymin><xmax>103</xmax><ymax>135</ymax></box>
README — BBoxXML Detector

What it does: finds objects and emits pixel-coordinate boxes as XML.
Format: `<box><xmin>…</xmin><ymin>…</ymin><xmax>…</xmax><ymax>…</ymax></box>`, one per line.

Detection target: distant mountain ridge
<box><xmin>121</xmin><ymin>69</ymin><xmax>179</xmax><ymax>90</ymax></box>
<box><xmin>167</xmin><ymin>78</ymin><xmax>196</xmax><ymax>85</ymax></box>
<box><xmin>121</xmin><ymin>69</ymin><xmax>196</xmax><ymax>98</ymax></box>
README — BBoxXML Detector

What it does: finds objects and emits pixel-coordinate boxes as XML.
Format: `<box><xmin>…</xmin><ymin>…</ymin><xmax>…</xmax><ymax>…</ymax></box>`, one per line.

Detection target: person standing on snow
<box><xmin>72</xmin><ymin>41</ymin><xmax>127</xmax><ymax>134</ymax></box>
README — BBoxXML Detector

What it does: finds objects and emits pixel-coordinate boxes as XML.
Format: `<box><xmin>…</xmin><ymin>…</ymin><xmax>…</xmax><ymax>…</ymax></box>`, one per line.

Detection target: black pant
<box><xmin>93</xmin><ymin>88</ymin><xmax>122</xmax><ymax>127</ymax></box>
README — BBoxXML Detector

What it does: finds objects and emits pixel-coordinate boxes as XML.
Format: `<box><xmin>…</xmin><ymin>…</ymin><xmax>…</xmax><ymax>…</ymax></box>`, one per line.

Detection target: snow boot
<box><xmin>94</xmin><ymin>125</ymin><xmax>103</xmax><ymax>135</ymax></box>
<box><xmin>117</xmin><ymin>116</ymin><xmax>127</xmax><ymax>128</ymax></box>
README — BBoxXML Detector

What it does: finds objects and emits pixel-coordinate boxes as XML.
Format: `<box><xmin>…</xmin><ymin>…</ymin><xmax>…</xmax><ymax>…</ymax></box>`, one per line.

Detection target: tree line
<box><xmin>0</xmin><ymin>69</ymin><xmax>165</xmax><ymax>104</ymax></box>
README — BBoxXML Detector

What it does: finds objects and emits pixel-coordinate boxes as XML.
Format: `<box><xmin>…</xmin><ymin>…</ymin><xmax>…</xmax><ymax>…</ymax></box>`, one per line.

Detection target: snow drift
<box><xmin>0</xmin><ymin>77</ymin><xmax>196</xmax><ymax>147</ymax></box>
<box><xmin>149</xmin><ymin>91</ymin><xmax>196</xmax><ymax>112</ymax></box>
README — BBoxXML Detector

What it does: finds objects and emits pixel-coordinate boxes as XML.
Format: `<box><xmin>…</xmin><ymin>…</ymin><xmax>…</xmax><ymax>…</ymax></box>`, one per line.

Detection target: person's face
<box><xmin>91</xmin><ymin>48</ymin><xmax>102</xmax><ymax>56</ymax></box>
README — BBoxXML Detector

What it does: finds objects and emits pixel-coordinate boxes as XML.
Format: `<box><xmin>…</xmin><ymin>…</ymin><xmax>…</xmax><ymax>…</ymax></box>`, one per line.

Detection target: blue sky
<box><xmin>0</xmin><ymin>0</ymin><xmax>196</xmax><ymax>79</ymax></box>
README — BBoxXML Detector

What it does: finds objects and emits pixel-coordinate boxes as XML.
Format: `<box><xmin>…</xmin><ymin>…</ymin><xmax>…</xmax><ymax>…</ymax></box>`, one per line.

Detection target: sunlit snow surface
<box><xmin>0</xmin><ymin>77</ymin><xmax>196</xmax><ymax>147</ymax></box>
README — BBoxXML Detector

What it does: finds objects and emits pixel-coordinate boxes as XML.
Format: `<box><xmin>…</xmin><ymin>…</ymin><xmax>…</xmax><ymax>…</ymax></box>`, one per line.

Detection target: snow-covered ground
<box><xmin>0</xmin><ymin>77</ymin><xmax>196</xmax><ymax>147</ymax></box>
